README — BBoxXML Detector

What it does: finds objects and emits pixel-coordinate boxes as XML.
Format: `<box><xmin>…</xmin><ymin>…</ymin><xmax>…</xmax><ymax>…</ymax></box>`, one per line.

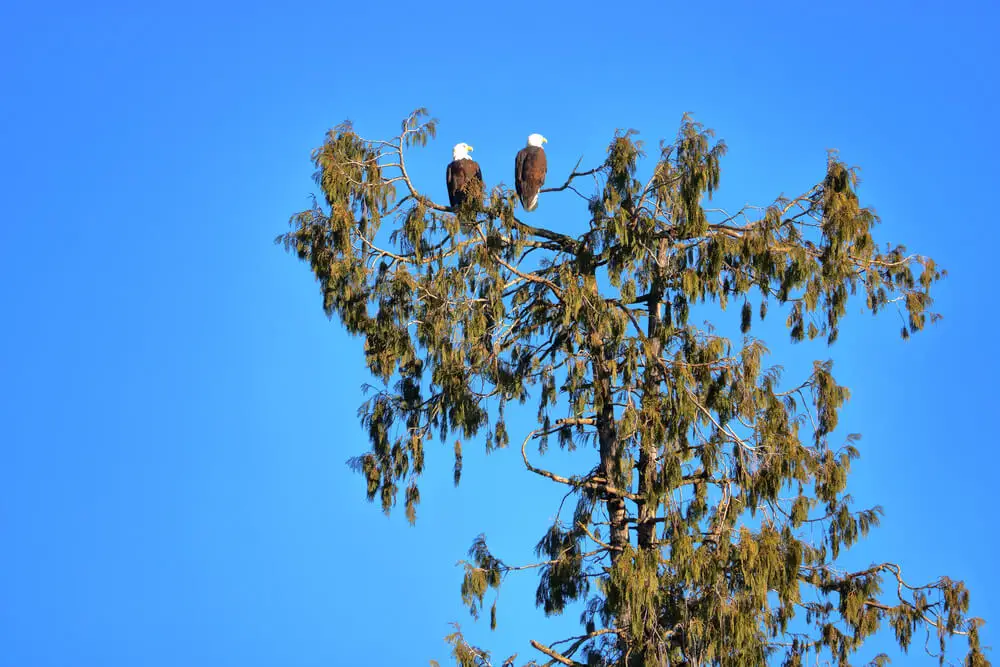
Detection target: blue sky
<box><xmin>1</xmin><ymin>0</ymin><xmax>997</xmax><ymax>664</ymax></box>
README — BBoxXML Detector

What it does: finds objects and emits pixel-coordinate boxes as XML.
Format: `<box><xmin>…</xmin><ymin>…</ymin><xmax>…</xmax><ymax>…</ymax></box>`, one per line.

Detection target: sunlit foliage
<box><xmin>279</xmin><ymin>109</ymin><xmax>985</xmax><ymax>667</ymax></box>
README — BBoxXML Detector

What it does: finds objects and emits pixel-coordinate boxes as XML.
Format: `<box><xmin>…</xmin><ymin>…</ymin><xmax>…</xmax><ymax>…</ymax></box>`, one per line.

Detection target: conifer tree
<box><xmin>278</xmin><ymin>109</ymin><xmax>988</xmax><ymax>666</ymax></box>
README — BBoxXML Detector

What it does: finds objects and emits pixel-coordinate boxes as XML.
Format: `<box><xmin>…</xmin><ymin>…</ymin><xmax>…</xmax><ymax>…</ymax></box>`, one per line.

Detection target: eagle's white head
<box><xmin>527</xmin><ymin>133</ymin><xmax>547</xmax><ymax>148</ymax></box>
<box><xmin>452</xmin><ymin>143</ymin><xmax>474</xmax><ymax>160</ymax></box>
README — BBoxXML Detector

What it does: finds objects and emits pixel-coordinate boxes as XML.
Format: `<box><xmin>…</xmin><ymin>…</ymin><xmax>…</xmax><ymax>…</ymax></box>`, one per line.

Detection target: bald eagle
<box><xmin>446</xmin><ymin>142</ymin><xmax>483</xmax><ymax>211</ymax></box>
<box><xmin>515</xmin><ymin>133</ymin><xmax>547</xmax><ymax>212</ymax></box>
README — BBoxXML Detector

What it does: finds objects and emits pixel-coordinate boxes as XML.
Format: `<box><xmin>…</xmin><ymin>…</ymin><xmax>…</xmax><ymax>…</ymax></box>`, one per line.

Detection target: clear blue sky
<box><xmin>1</xmin><ymin>1</ymin><xmax>997</xmax><ymax>664</ymax></box>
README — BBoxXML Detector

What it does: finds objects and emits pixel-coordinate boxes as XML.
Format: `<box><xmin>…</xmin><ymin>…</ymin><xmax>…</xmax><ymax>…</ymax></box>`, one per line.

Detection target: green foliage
<box><xmin>460</xmin><ymin>535</ymin><xmax>504</xmax><ymax>622</ymax></box>
<box><xmin>279</xmin><ymin>109</ymin><xmax>984</xmax><ymax>667</ymax></box>
<box><xmin>535</xmin><ymin>522</ymin><xmax>589</xmax><ymax>615</ymax></box>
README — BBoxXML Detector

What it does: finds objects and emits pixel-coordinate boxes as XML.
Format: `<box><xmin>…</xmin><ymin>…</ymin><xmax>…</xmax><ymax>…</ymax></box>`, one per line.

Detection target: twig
<box><xmin>540</xmin><ymin>156</ymin><xmax>601</xmax><ymax>194</ymax></box>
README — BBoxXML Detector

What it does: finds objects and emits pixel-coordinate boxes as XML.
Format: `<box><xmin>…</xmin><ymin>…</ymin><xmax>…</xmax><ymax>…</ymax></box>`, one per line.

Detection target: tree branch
<box><xmin>540</xmin><ymin>156</ymin><xmax>601</xmax><ymax>194</ymax></box>
<box><xmin>529</xmin><ymin>639</ymin><xmax>587</xmax><ymax>666</ymax></box>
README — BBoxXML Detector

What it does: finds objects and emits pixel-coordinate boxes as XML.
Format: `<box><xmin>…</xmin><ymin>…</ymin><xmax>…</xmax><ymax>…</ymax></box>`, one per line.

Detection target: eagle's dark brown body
<box><xmin>515</xmin><ymin>146</ymin><xmax>547</xmax><ymax>212</ymax></box>
<box><xmin>446</xmin><ymin>158</ymin><xmax>484</xmax><ymax>209</ymax></box>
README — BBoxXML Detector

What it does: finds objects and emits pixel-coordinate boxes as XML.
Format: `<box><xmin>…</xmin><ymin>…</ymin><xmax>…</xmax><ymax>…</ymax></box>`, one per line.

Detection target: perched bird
<box><xmin>515</xmin><ymin>133</ymin><xmax>548</xmax><ymax>212</ymax></box>
<box><xmin>446</xmin><ymin>142</ymin><xmax>484</xmax><ymax>210</ymax></box>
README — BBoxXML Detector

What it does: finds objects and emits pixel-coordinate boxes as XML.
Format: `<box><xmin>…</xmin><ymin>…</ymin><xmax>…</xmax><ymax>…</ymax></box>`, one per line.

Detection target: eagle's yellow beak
<box><xmin>542</xmin><ymin>138</ymin><xmax>548</xmax><ymax>144</ymax></box>
<box><xmin>466</xmin><ymin>144</ymin><xmax>474</xmax><ymax>152</ymax></box>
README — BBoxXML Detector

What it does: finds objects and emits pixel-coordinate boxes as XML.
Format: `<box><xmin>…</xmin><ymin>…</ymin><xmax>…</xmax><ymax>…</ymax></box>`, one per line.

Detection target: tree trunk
<box><xmin>637</xmin><ymin>240</ymin><xmax>667</xmax><ymax>551</ymax></box>
<box><xmin>597</xmin><ymin>372</ymin><xmax>628</xmax><ymax>562</ymax></box>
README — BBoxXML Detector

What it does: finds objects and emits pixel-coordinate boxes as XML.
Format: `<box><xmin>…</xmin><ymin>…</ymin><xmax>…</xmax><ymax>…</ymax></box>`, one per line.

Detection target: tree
<box><xmin>278</xmin><ymin>109</ymin><xmax>988</xmax><ymax>666</ymax></box>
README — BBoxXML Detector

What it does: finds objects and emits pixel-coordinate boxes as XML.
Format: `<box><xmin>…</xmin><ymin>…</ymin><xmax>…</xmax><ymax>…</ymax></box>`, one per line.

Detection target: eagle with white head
<box><xmin>515</xmin><ymin>134</ymin><xmax>548</xmax><ymax>212</ymax></box>
<box><xmin>445</xmin><ymin>142</ymin><xmax>483</xmax><ymax>210</ymax></box>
